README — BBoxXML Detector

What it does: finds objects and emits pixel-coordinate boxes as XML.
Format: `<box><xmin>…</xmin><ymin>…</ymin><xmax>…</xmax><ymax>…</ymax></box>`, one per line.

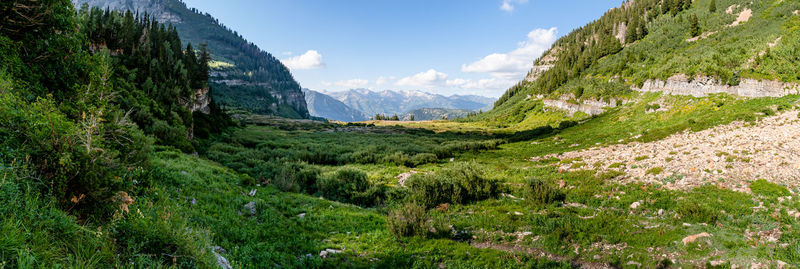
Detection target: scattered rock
<box><xmin>545</xmin><ymin>111</ymin><xmax>800</xmax><ymax>192</ymax></box>
<box><xmin>297</xmin><ymin>213</ymin><xmax>306</xmax><ymax>219</ymax></box>
<box><xmin>213</xmin><ymin>246</ymin><xmax>228</xmax><ymax>254</ymax></box>
<box><xmin>248</xmin><ymin>189</ymin><xmax>257</xmax><ymax>196</ymax></box>
<box><xmin>629</xmin><ymin>201</ymin><xmax>641</xmax><ymax>209</ymax></box>
<box><xmin>212</xmin><ymin>247</ymin><xmax>232</xmax><ymax>269</ymax></box>
<box><xmin>395</xmin><ymin>170</ymin><xmax>420</xmax><ymax>186</ymax></box>
<box><xmin>191</xmin><ymin>197</ymin><xmax>197</xmax><ymax>205</ymax></box>
<box><xmin>319</xmin><ymin>249</ymin><xmax>342</xmax><ymax>258</ymax></box>
<box><xmin>682</xmin><ymin>232</ymin><xmax>712</xmax><ymax>245</ymax></box>
<box><xmin>627</xmin><ymin>261</ymin><xmax>642</xmax><ymax>267</ymax></box>
<box><xmin>658</xmin><ymin>209</ymin><xmax>664</xmax><ymax>215</ymax></box>
<box><xmin>243</xmin><ymin>201</ymin><xmax>257</xmax><ymax>216</ymax></box>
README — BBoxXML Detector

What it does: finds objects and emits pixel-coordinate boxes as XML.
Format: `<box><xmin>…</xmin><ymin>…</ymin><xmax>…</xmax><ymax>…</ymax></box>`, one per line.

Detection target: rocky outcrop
<box><xmin>187</xmin><ymin>88</ymin><xmax>211</xmax><ymax>114</ymax></box>
<box><xmin>540</xmin><ymin>96</ymin><xmax>624</xmax><ymax>116</ymax></box>
<box><xmin>634</xmin><ymin>74</ymin><xmax>800</xmax><ymax>98</ymax></box>
<box><xmin>73</xmin><ymin>0</ymin><xmax>181</xmax><ymax>23</ymax></box>
<box><xmin>525</xmin><ymin>47</ymin><xmax>560</xmax><ymax>82</ymax></box>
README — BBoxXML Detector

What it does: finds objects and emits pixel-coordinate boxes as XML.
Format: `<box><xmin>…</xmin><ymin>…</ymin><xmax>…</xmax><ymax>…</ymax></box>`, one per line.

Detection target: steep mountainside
<box><xmin>483</xmin><ymin>0</ymin><xmax>800</xmax><ymax>128</ymax></box>
<box><xmin>327</xmin><ymin>89</ymin><xmax>494</xmax><ymax>117</ymax></box>
<box><xmin>303</xmin><ymin>89</ymin><xmax>368</xmax><ymax>122</ymax></box>
<box><xmin>73</xmin><ymin>0</ymin><xmax>309</xmax><ymax>118</ymax></box>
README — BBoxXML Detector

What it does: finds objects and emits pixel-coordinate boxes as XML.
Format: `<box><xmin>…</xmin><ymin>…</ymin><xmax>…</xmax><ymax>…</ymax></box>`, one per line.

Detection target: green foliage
<box><xmin>709</xmin><ymin>0</ymin><xmax>717</xmax><ymax>13</ymax></box>
<box><xmin>524</xmin><ymin>178</ymin><xmax>565</xmax><ymax>205</ymax></box>
<box><xmin>749</xmin><ymin>179</ymin><xmax>790</xmax><ymax>197</ymax></box>
<box><xmin>318</xmin><ymin>168</ymin><xmax>386</xmax><ymax>207</ymax></box>
<box><xmin>406</xmin><ymin>162</ymin><xmax>500</xmax><ymax>209</ymax></box>
<box><xmin>690</xmin><ymin>13</ymin><xmax>701</xmax><ymax>37</ymax></box>
<box><xmin>676</xmin><ymin>199</ymin><xmax>718</xmax><ymax>224</ymax></box>
<box><xmin>387</xmin><ymin>203</ymin><xmax>429</xmax><ymax>238</ymax></box>
<box><xmin>78</xmin><ymin>8</ymin><xmax>232</xmax><ymax>150</ymax></box>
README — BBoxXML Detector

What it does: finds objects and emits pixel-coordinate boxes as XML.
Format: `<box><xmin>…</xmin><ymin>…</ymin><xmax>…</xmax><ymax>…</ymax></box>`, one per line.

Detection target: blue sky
<box><xmin>183</xmin><ymin>0</ymin><xmax>623</xmax><ymax>97</ymax></box>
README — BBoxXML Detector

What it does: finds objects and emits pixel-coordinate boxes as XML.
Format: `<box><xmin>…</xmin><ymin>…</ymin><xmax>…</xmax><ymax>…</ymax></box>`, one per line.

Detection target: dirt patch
<box><xmin>730</xmin><ymin>8</ymin><xmax>752</xmax><ymax>27</ymax></box>
<box><xmin>542</xmin><ymin>111</ymin><xmax>800</xmax><ymax>192</ymax></box>
<box><xmin>686</xmin><ymin>31</ymin><xmax>717</xmax><ymax>42</ymax></box>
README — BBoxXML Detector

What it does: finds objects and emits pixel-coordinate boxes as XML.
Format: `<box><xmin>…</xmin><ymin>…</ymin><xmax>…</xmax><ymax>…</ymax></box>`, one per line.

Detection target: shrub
<box><xmin>557</xmin><ymin>120</ymin><xmax>578</xmax><ymax>129</ymax></box>
<box><xmin>317</xmin><ymin>168</ymin><xmax>385</xmax><ymax>207</ymax></box>
<box><xmin>409</xmin><ymin>153</ymin><xmax>438</xmax><ymax>167</ymax></box>
<box><xmin>676</xmin><ymin>200</ymin><xmax>718</xmax><ymax>224</ymax></box>
<box><xmin>273</xmin><ymin>162</ymin><xmax>320</xmax><ymax>193</ymax></box>
<box><xmin>387</xmin><ymin>203</ymin><xmax>429</xmax><ymax>238</ymax></box>
<box><xmin>406</xmin><ymin>162</ymin><xmax>499</xmax><ymax>209</ymax></box>
<box><xmin>524</xmin><ymin>178</ymin><xmax>565</xmax><ymax>205</ymax></box>
<box><xmin>761</xmin><ymin>108</ymin><xmax>775</xmax><ymax>116</ymax></box>
<box><xmin>646</xmin><ymin>167</ymin><xmax>664</xmax><ymax>175</ymax></box>
<box><xmin>749</xmin><ymin>179</ymin><xmax>790</xmax><ymax>198</ymax></box>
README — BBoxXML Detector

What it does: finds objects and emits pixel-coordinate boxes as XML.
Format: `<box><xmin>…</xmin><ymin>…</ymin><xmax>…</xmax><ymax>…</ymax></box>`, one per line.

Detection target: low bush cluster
<box><xmin>405</xmin><ymin>162</ymin><xmax>500</xmax><ymax>209</ymax></box>
<box><xmin>524</xmin><ymin>178</ymin><xmax>566</xmax><ymax>205</ymax></box>
<box><xmin>318</xmin><ymin>168</ymin><xmax>388</xmax><ymax>207</ymax></box>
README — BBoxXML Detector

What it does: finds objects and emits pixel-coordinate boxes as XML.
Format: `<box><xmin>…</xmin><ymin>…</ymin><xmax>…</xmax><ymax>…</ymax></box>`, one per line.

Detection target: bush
<box><xmin>761</xmin><ymin>108</ymin><xmax>775</xmax><ymax>116</ymax></box>
<box><xmin>387</xmin><ymin>203</ymin><xmax>429</xmax><ymax>238</ymax></box>
<box><xmin>406</xmin><ymin>162</ymin><xmax>499</xmax><ymax>209</ymax></box>
<box><xmin>409</xmin><ymin>153</ymin><xmax>438</xmax><ymax>167</ymax></box>
<box><xmin>676</xmin><ymin>200</ymin><xmax>718</xmax><ymax>224</ymax></box>
<box><xmin>0</xmin><ymin>90</ymin><xmax>151</xmax><ymax>212</ymax></box>
<box><xmin>273</xmin><ymin>162</ymin><xmax>320</xmax><ymax>193</ymax></box>
<box><xmin>524</xmin><ymin>178</ymin><xmax>565</xmax><ymax>205</ymax></box>
<box><xmin>749</xmin><ymin>179</ymin><xmax>790</xmax><ymax>198</ymax></box>
<box><xmin>557</xmin><ymin>120</ymin><xmax>578</xmax><ymax>129</ymax></box>
<box><xmin>317</xmin><ymin>168</ymin><xmax>385</xmax><ymax>207</ymax></box>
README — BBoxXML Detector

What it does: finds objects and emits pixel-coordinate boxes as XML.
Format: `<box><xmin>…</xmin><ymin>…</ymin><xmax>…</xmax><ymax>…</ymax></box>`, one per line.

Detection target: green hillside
<box><xmin>74</xmin><ymin>0</ymin><xmax>310</xmax><ymax>119</ymax></box>
<box><xmin>484</xmin><ymin>0</ymin><xmax>800</xmax><ymax>128</ymax></box>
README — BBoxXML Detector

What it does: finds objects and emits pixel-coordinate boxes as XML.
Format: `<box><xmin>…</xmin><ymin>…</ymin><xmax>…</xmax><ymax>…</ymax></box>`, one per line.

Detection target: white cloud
<box><xmin>462</xmin><ymin>27</ymin><xmax>557</xmax><ymax>80</ymax></box>
<box><xmin>375</xmin><ymin>76</ymin><xmax>395</xmax><ymax>86</ymax></box>
<box><xmin>446</xmin><ymin>78</ymin><xmax>514</xmax><ymax>90</ymax></box>
<box><xmin>335</xmin><ymin>79</ymin><xmax>369</xmax><ymax>88</ymax></box>
<box><xmin>500</xmin><ymin>0</ymin><xmax>528</xmax><ymax>13</ymax></box>
<box><xmin>395</xmin><ymin>69</ymin><xmax>448</xmax><ymax>87</ymax></box>
<box><xmin>281</xmin><ymin>50</ymin><xmax>325</xmax><ymax>70</ymax></box>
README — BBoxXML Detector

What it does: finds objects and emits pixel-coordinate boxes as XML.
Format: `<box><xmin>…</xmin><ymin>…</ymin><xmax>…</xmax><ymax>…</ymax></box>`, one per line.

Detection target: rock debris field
<box><xmin>542</xmin><ymin>111</ymin><xmax>800</xmax><ymax>193</ymax></box>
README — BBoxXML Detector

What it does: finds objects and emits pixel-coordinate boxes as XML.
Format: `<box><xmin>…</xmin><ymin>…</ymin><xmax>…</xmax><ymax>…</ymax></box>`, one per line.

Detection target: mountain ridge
<box><xmin>73</xmin><ymin>0</ymin><xmax>310</xmax><ymax>118</ymax></box>
<box><xmin>324</xmin><ymin>88</ymin><xmax>494</xmax><ymax>117</ymax></box>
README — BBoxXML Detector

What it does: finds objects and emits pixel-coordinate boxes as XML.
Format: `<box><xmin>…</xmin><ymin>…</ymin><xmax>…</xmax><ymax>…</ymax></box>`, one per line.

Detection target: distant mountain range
<box><xmin>303</xmin><ymin>89</ymin><xmax>369</xmax><ymax>122</ymax></box>
<box><xmin>402</xmin><ymin>108</ymin><xmax>476</xmax><ymax>121</ymax></box>
<box><xmin>304</xmin><ymin>89</ymin><xmax>495</xmax><ymax>122</ymax></box>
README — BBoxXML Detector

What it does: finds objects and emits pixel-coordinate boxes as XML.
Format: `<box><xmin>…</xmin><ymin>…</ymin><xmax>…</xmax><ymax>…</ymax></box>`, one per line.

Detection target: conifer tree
<box><xmin>709</xmin><ymin>0</ymin><xmax>716</xmax><ymax>13</ymax></box>
<box><xmin>690</xmin><ymin>13</ymin><xmax>700</xmax><ymax>37</ymax></box>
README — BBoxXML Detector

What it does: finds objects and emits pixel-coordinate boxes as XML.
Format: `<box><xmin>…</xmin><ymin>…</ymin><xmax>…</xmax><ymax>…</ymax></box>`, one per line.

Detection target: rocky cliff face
<box><xmin>524</xmin><ymin>47</ymin><xmax>559</xmax><ymax>82</ymax></box>
<box><xmin>535</xmin><ymin>94</ymin><xmax>624</xmax><ymax>116</ymax></box>
<box><xmin>73</xmin><ymin>0</ymin><xmax>180</xmax><ymax>22</ymax></box>
<box><xmin>634</xmin><ymin>74</ymin><xmax>800</xmax><ymax>98</ymax></box>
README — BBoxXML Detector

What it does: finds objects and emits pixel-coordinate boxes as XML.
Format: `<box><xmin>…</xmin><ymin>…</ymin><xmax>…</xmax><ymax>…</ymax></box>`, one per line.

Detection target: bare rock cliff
<box><xmin>634</xmin><ymin>74</ymin><xmax>800</xmax><ymax>98</ymax></box>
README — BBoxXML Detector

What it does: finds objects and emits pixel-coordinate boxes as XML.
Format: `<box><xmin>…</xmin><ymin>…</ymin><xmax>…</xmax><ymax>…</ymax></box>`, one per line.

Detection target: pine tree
<box><xmin>709</xmin><ymin>0</ymin><xmax>716</xmax><ymax>13</ymax></box>
<box><xmin>689</xmin><ymin>13</ymin><xmax>700</xmax><ymax>37</ymax></box>
<box><xmin>409</xmin><ymin>115</ymin><xmax>415</xmax><ymax>121</ymax></box>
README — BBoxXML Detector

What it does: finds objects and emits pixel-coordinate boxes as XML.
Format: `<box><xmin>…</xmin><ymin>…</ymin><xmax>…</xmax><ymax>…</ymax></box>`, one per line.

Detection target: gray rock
<box><xmin>319</xmin><ymin>249</ymin><xmax>342</xmax><ymax>258</ymax></box>
<box><xmin>243</xmin><ymin>201</ymin><xmax>257</xmax><ymax>216</ymax></box>
<box><xmin>211</xmin><ymin>247</ymin><xmax>232</xmax><ymax>269</ymax></box>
